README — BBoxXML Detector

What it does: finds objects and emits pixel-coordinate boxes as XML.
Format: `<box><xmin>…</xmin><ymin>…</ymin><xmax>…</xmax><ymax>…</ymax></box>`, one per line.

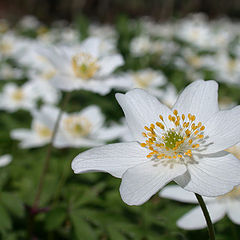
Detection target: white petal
<box><xmin>159</xmin><ymin>185</ymin><xmax>199</xmax><ymax>203</ymax></box>
<box><xmin>50</xmin><ymin>75</ymin><xmax>83</xmax><ymax>92</ymax></box>
<box><xmin>177</xmin><ymin>202</ymin><xmax>226</xmax><ymax>230</ymax></box>
<box><xmin>79</xmin><ymin>80</ymin><xmax>111</xmax><ymax>95</ymax></box>
<box><xmin>227</xmin><ymin>200</ymin><xmax>240</xmax><ymax>224</ymax></box>
<box><xmin>116</xmin><ymin>89</ymin><xmax>172</xmax><ymax>142</ymax></box>
<box><xmin>71</xmin><ymin>142</ymin><xmax>149</xmax><ymax>178</ymax></box>
<box><xmin>175</xmin><ymin>152</ymin><xmax>240</xmax><ymax>197</ymax></box>
<box><xmin>98</xmin><ymin>54</ymin><xmax>124</xmax><ymax>76</ymax></box>
<box><xmin>202</xmin><ymin>106</ymin><xmax>240</xmax><ymax>154</ymax></box>
<box><xmin>0</xmin><ymin>154</ymin><xmax>12</xmax><ymax>167</ymax></box>
<box><xmin>80</xmin><ymin>37</ymin><xmax>100</xmax><ymax>58</ymax></box>
<box><xmin>11</xmin><ymin>129</ymin><xmax>32</xmax><ymax>140</ymax></box>
<box><xmin>80</xmin><ymin>105</ymin><xmax>104</xmax><ymax>131</ymax></box>
<box><xmin>173</xmin><ymin>80</ymin><xmax>219</xmax><ymax>123</ymax></box>
<box><xmin>32</xmin><ymin>105</ymin><xmax>60</xmax><ymax>130</ymax></box>
<box><xmin>120</xmin><ymin>161</ymin><xmax>187</xmax><ymax>205</ymax></box>
<box><xmin>37</xmin><ymin>46</ymin><xmax>70</xmax><ymax>72</ymax></box>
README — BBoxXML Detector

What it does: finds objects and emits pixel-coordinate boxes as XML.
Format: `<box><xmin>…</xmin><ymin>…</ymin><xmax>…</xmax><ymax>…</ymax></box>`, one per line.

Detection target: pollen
<box><xmin>140</xmin><ymin>109</ymin><xmax>206</xmax><ymax>164</ymax></box>
<box><xmin>11</xmin><ymin>89</ymin><xmax>24</xmax><ymax>102</ymax></box>
<box><xmin>63</xmin><ymin>115</ymin><xmax>92</xmax><ymax>138</ymax></box>
<box><xmin>71</xmin><ymin>53</ymin><xmax>99</xmax><ymax>80</ymax></box>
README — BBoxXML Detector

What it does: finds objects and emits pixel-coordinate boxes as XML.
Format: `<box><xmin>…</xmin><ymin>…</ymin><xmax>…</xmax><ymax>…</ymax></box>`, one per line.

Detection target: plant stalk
<box><xmin>32</xmin><ymin>92</ymin><xmax>71</xmax><ymax>209</ymax></box>
<box><xmin>195</xmin><ymin>193</ymin><xmax>215</xmax><ymax>240</ymax></box>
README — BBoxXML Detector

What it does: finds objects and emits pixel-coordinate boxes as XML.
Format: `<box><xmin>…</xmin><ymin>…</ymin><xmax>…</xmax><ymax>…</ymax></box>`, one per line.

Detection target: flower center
<box><xmin>11</xmin><ymin>89</ymin><xmax>24</xmax><ymax>102</ymax></box>
<box><xmin>140</xmin><ymin>109</ymin><xmax>206</xmax><ymax>166</ymax></box>
<box><xmin>0</xmin><ymin>41</ymin><xmax>12</xmax><ymax>54</ymax></box>
<box><xmin>63</xmin><ymin>115</ymin><xmax>92</xmax><ymax>138</ymax></box>
<box><xmin>187</xmin><ymin>56</ymin><xmax>201</xmax><ymax>67</ymax></box>
<box><xmin>227</xmin><ymin>58</ymin><xmax>237</xmax><ymax>73</ymax></box>
<box><xmin>34</xmin><ymin>123</ymin><xmax>52</xmax><ymax>139</ymax></box>
<box><xmin>71</xmin><ymin>53</ymin><xmax>99</xmax><ymax>80</ymax></box>
<box><xmin>41</xmin><ymin>69</ymin><xmax>56</xmax><ymax>80</ymax></box>
<box><xmin>133</xmin><ymin>72</ymin><xmax>154</xmax><ymax>88</ymax></box>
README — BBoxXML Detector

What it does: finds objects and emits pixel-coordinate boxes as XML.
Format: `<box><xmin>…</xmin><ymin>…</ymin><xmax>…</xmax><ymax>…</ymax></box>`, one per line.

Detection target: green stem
<box><xmin>32</xmin><ymin>92</ymin><xmax>71</xmax><ymax>209</ymax></box>
<box><xmin>52</xmin><ymin>158</ymin><xmax>70</xmax><ymax>204</ymax></box>
<box><xmin>195</xmin><ymin>193</ymin><xmax>215</xmax><ymax>240</ymax></box>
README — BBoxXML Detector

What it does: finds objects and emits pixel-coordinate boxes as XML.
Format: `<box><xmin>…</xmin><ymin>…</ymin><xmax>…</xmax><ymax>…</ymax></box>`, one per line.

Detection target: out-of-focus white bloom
<box><xmin>36</xmin><ymin>28</ymin><xmax>58</xmax><ymax>44</ymax></box>
<box><xmin>17</xmin><ymin>43</ymin><xmax>60</xmax><ymax>104</ymax></box>
<box><xmin>219</xmin><ymin>97</ymin><xmax>237</xmax><ymax>110</ymax></box>
<box><xmin>0</xmin><ymin>83</ymin><xmax>37</xmax><ymax>112</ymax></box>
<box><xmin>89</xmin><ymin>24</ymin><xmax>118</xmax><ymax>55</ymax></box>
<box><xmin>176</xmin><ymin>18</ymin><xmax>212</xmax><ymax>50</ymax></box>
<box><xmin>110</xmin><ymin>69</ymin><xmax>166</xmax><ymax>97</ymax></box>
<box><xmin>40</xmin><ymin>37</ymin><xmax>124</xmax><ymax>94</ymax></box>
<box><xmin>140</xmin><ymin>18</ymin><xmax>174</xmax><ymax>38</ymax></box>
<box><xmin>55</xmin><ymin>105</ymin><xmax>120</xmax><ymax>148</ymax></box>
<box><xmin>58</xmin><ymin>28</ymin><xmax>80</xmax><ymax>45</ymax></box>
<box><xmin>157</xmin><ymin>84</ymin><xmax>178</xmax><ymax>108</ymax></box>
<box><xmin>11</xmin><ymin>105</ymin><xmax>59</xmax><ymax>148</ymax></box>
<box><xmin>28</xmin><ymin>81</ymin><xmax>60</xmax><ymax>105</ymax></box>
<box><xmin>214</xmin><ymin>53</ymin><xmax>240</xmax><ymax>85</ymax></box>
<box><xmin>180</xmin><ymin>48</ymin><xmax>215</xmax><ymax>70</ymax></box>
<box><xmin>130</xmin><ymin>35</ymin><xmax>152</xmax><ymax>57</ymax></box>
<box><xmin>89</xmin><ymin>24</ymin><xmax>117</xmax><ymax>40</ymax></box>
<box><xmin>0</xmin><ymin>32</ymin><xmax>29</xmax><ymax>60</ymax></box>
<box><xmin>0</xmin><ymin>154</ymin><xmax>12</xmax><ymax>167</ymax></box>
<box><xmin>0</xmin><ymin>63</ymin><xmax>24</xmax><ymax>80</ymax></box>
<box><xmin>18</xmin><ymin>15</ymin><xmax>40</xmax><ymax>30</ymax></box>
<box><xmin>160</xmin><ymin>185</ymin><xmax>240</xmax><ymax>229</ymax></box>
<box><xmin>130</xmin><ymin>35</ymin><xmax>178</xmax><ymax>59</ymax></box>
<box><xmin>37</xmin><ymin>27</ymin><xmax>80</xmax><ymax>45</ymax></box>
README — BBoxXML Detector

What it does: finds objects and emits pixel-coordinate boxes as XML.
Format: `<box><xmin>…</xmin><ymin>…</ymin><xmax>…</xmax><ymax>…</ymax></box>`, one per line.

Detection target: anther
<box><xmin>173</xmin><ymin>109</ymin><xmax>178</xmax><ymax>116</ymax></box>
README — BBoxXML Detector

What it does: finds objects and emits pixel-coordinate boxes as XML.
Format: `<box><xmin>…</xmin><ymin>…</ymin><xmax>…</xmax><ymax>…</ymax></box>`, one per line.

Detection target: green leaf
<box><xmin>45</xmin><ymin>206</ymin><xmax>67</xmax><ymax>231</ymax></box>
<box><xmin>70</xmin><ymin>210</ymin><xmax>97</xmax><ymax>240</ymax></box>
<box><xmin>0</xmin><ymin>204</ymin><xmax>12</xmax><ymax>231</ymax></box>
<box><xmin>1</xmin><ymin>192</ymin><xmax>24</xmax><ymax>218</ymax></box>
<box><xmin>107</xmin><ymin>226</ymin><xmax>126</xmax><ymax>240</ymax></box>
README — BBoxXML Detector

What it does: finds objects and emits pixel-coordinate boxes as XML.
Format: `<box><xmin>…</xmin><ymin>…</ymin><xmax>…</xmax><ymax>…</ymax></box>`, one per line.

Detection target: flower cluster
<box><xmin>1</xmin><ymin>13</ymin><xmax>240</xmax><ymax>239</ymax></box>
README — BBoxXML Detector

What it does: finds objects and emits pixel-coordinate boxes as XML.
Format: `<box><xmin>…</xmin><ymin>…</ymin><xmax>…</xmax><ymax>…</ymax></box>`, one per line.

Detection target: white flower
<box><xmin>0</xmin><ymin>63</ymin><xmax>24</xmax><ymax>80</ymax></box>
<box><xmin>130</xmin><ymin>35</ymin><xmax>152</xmax><ymax>57</ymax></box>
<box><xmin>18</xmin><ymin>15</ymin><xmax>40</xmax><ymax>30</ymax></box>
<box><xmin>17</xmin><ymin>43</ymin><xmax>61</xmax><ymax>104</ymax></box>
<box><xmin>89</xmin><ymin>24</ymin><xmax>117</xmax><ymax>40</ymax></box>
<box><xmin>0</xmin><ymin>154</ymin><xmax>12</xmax><ymax>167</ymax></box>
<box><xmin>89</xmin><ymin>24</ymin><xmax>118</xmax><ymax>55</ymax></box>
<box><xmin>214</xmin><ymin>52</ymin><xmax>240</xmax><ymax>85</ymax></box>
<box><xmin>72</xmin><ymin>80</ymin><xmax>240</xmax><ymax>205</ymax></box>
<box><xmin>0</xmin><ymin>32</ymin><xmax>29</xmax><ymax>60</ymax></box>
<box><xmin>11</xmin><ymin>105</ymin><xmax>59</xmax><ymax>148</ymax></box>
<box><xmin>140</xmin><ymin>18</ymin><xmax>174</xmax><ymax>38</ymax></box>
<box><xmin>40</xmin><ymin>37</ymin><xmax>124</xmax><ymax>95</ymax></box>
<box><xmin>27</xmin><ymin>81</ymin><xmax>60</xmax><ymax>105</ymax></box>
<box><xmin>180</xmin><ymin>48</ymin><xmax>216</xmax><ymax>71</ymax></box>
<box><xmin>0</xmin><ymin>83</ymin><xmax>37</xmax><ymax>112</ymax></box>
<box><xmin>176</xmin><ymin>17</ymin><xmax>213</xmax><ymax>50</ymax></box>
<box><xmin>55</xmin><ymin>105</ymin><xmax>120</xmax><ymax>148</ymax></box>
<box><xmin>110</xmin><ymin>69</ymin><xmax>166</xmax><ymax>97</ymax></box>
<box><xmin>159</xmin><ymin>185</ymin><xmax>240</xmax><ymax>229</ymax></box>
